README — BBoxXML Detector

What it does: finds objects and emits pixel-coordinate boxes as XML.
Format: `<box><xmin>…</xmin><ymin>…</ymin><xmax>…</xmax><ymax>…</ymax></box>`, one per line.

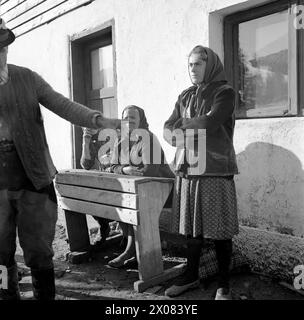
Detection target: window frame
<box><xmin>224</xmin><ymin>0</ymin><xmax>304</xmax><ymax>119</ymax></box>
<box><xmin>84</xmin><ymin>37</ymin><xmax>115</xmax><ymax>105</ymax></box>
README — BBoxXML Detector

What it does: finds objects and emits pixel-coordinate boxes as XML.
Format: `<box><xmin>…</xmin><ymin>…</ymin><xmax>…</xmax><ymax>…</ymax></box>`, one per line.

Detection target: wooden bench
<box><xmin>55</xmin><ymin>169</ymin><xmax>185</xmax><ymax>292</ymax></box>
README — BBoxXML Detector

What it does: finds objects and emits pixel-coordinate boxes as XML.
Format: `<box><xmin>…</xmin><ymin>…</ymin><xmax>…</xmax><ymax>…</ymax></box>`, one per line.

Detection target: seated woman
<box><xmin>107</xmin><ymin>105</ymin><xmax>174</xmax><ymax>268</ymax></box>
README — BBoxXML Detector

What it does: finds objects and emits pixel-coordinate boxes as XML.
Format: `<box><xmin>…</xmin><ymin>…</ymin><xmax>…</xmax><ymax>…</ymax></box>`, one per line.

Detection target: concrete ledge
<box><xmin>233</xmin><ymin>226</ymin><xmax>304</xmax><ymax>282</ymax></box>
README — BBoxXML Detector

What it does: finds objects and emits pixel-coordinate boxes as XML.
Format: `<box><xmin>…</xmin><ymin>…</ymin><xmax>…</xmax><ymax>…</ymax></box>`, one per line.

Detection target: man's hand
<box><xmin>96</xmin><ymin>116</ymin><xmax>120</xmax><ymax>129</ymax></box>
<box><xmin>122</xmin><ymin>166</ymin><xmax>143</xmax><ymax>176</ymax></box>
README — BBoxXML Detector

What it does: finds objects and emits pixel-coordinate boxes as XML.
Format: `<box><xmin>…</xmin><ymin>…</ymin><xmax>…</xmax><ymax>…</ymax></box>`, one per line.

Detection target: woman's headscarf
<box><xmin>122</xmin><ymin>105</ymin><xmax>149</xmax><ymax>130</ymax></box>
<box><xmin>114</xmin><ymin>105</ymin><xmax>150</xmax><ymax>166</ymax></box>
<box><xmin>189</xmin><ymin>45</ymin><xmax>227</xmax><ymax>86</ymax></box>
<box><xmin>182</xmin><ymin>46</ymin><xmax>228</xmax><ymax>117</ymax></box>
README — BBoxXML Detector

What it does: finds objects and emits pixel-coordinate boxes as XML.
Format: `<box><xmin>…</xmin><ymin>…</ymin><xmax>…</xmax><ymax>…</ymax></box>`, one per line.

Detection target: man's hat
<box><xmin>0</xmin><ymin>18</ymin><xmax>15</xmax><ymax>48</ymax></box>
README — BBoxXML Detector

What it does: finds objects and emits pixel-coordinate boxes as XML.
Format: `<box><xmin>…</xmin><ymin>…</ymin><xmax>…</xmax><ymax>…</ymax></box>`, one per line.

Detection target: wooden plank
<box><xmin>55</xmin><ymin>170</ymin><xmax>138</xmax><ymax>193</ymax></box>
<box><xmin>58</xmin><ymin>197</ymin><xmax>139</xmax><ymax>225</ymax></box>
<box><xmin>0</xmin><ymin>0</ymin><xmax>26</xmax><ymax>15</ymax></box>
<box><xmin>134</xmin><ymin>263</ymin><xmax>186</xmax><ymax>293</ymax></box>
<box><xmin>55</xmin><ymin>183</ymin><xmax>138</xmax><ymax>209</ymax></box>
<box><xmin>8</xmin><ymin>0</ymin><xmax>94</xmax><ymax>36</ymax></box>
<box><xmin>7</xmin><ymin>0</ymin><xmax>67</xmax><ymax>29</ymax></box>
<box><xmin>133</xmin><ymin>181</ymin><xmax>173</xmax><ymax>281</ymax></box>
<box><xmin>55</xmin><ymin>169</ymin><xmax>174</xmax><ymax>193</ymax></box>
<box><xmin>2</xmin><ymin>0</ymin><xmax>46</xmax><ymax>23</ymax></box>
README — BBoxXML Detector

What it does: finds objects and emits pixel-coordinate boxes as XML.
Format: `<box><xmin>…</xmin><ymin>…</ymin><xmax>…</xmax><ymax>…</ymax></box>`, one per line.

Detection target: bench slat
<box><xmin>55</xmin><ymin>170</ymin><xmax>138</xmax><ymax>193</ymax></box>
<box><xmin>55</xmin><ymin>169</ymin><xmax>174</xmax><ymax>192</ymax></box>
<box><xmin>55</xmin><ymin>183</ymin><xmax>138</xmax><ymax>209</ymax></box>
<box><xmin>58</xmin><ymin>197</ymin><xmax>139</xmax><ymax>225</ymax></box>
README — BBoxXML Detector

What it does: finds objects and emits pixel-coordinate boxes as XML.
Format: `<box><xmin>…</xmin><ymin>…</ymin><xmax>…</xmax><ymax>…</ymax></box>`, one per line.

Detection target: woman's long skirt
<box><xmin>170</xmin><ymin>176</ymin><xmax>239</xmax><ymax>240</ymax></box>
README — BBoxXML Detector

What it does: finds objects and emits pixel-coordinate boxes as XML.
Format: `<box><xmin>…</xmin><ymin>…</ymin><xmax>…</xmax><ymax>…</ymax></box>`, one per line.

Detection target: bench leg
<box><xmin>133</xmin><ymin>223</ymin><xmax>163</xmax><ymax>281</ymax></box>
<box><xmin>64</xmin><ymin>210</ymin><xmax>90</xmax><ymax>252</ymax></box>
<box><xmin>133</xmin><ymin>182</ymin><xmax>178</xmax><ymax>292</ymax></box>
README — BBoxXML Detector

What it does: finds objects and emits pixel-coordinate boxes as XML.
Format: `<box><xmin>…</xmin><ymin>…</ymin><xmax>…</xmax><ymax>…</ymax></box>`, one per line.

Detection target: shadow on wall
<box><xmin>235</xmin><ymin>142</ymin><xmax>304</xmax><ymax>238</ymax></box>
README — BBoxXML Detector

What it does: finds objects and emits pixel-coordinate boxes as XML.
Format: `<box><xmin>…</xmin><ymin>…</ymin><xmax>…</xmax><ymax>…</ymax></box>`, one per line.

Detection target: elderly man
<box><xmin>0</xmin><ymin>19</ymin><xmax>119</xmax><ymax>300</ymax></box>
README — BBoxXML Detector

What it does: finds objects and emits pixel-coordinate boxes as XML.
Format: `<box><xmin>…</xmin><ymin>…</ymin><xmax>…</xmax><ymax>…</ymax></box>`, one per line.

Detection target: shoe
<box><xmin>107</xmin><ymin>257</ymin><xmax>125</xmax><ymax>268</ymax></box>
<box><xmin>108</xmin><ymin>256</ymin><xmax>136</xmax><ymax>269</ymax></box>
<box><xmin>165</xmin><ymin>278</ymin><xmax>200</xmax><ymax>297</ymax></box>
<box><xmin>215</xmin><ymin>288</ymin><xmax>232</xmax><ymax>300</ymax></box>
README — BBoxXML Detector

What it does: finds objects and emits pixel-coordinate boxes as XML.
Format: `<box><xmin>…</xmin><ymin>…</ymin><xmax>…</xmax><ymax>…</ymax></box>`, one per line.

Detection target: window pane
<box><xmin>238</xmin><ymin>11</ymin><xmax>288</xmax><ymax>117</ymax></box>
<box><xmin>87</xmin><ymin>98</ymin><xmax>117</xmax><ymax>118</ymax></box>
<box><xmin>91</xmin><ymin>45</ymin><xmax>114</xmax><ymax>90</ymax></box>
<box><xmin>102</xmin><ymin>97</ymin><xmax>117</xmax><ymax>118</ymax></box>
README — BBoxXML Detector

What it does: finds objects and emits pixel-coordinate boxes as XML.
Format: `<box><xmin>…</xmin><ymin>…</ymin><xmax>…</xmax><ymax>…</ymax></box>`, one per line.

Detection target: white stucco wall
<box><xmin>6</xmin><ymin>0</ymin><xmax>304</xmax><ymax>240</ymax></box>
<box><xmin>235</xmin><ymin>119</ymin><xmax>304</xmax><ymax>237</ymax></box>
<box><xmin>7</xmin><ymin>0</ymin><xmax>212</xmax><ymax>169</ymax></box>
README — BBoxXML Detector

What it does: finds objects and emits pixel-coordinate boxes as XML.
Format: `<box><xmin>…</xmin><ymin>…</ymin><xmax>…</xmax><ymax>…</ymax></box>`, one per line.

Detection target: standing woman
<box><xmin>163</xmin><ymin>46</ymin><xmax>239</xmax><ymax>300</ymax></box>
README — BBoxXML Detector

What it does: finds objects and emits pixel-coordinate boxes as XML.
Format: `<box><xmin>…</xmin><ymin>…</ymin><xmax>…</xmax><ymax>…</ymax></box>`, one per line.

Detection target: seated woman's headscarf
<box><xmin>116</xmin><ymin>105</ymin><xmax>150</xmax><ymax>160</ymax></box>
<box><xmin>122</xmin><ymin>105</ymin><xmax>149</xmax><ymax>130</ymax></box>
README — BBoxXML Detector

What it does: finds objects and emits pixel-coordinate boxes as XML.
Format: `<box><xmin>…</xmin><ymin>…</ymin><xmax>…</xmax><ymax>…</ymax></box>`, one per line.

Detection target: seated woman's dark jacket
<box><xmin>110</xmin><ymin>130</ymin><xmax>174</xmax><ymax>179</ymax></box>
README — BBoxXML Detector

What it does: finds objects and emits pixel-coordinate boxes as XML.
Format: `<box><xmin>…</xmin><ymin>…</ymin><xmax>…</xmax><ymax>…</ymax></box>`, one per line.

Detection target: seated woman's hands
<box><xmin>104</xmin><ymin>166</ymin><xmax>112</xmax><ymax>173</ymax></box>
<box><xmin>122</xmin><ymin>166</ymin><xmax>143</xmax><ymax>176</ymax></box>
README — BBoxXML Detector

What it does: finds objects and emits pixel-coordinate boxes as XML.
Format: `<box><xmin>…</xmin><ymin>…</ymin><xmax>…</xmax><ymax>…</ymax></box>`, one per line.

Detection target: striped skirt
<box><xmin>170</xmin><ymin>176</ymin><xmax>239</xmax><ymax>240</ymax></box>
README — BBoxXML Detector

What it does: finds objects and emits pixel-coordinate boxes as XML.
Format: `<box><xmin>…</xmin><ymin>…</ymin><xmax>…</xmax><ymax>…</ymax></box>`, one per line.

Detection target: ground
<box><xmin>15</xmin><ymin>221</ymin><xmax>304</xmax><ymax>301</ymax></box>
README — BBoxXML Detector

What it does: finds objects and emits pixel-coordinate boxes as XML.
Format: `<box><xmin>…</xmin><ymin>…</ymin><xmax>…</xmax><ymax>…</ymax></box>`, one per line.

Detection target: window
<box><xmin>224</xmin><ymin>0</ymin><xmax>304</xmax><ymax>118</ymax></box>
<box><xmin>84</xmin><ymin>40</ymin><xmax>117</xmax><ymax>118</ymax></box>
<box><xmin>70</xmin><ymin>20</ymin><xmax>117</xmax><ymax>168</ymax></box>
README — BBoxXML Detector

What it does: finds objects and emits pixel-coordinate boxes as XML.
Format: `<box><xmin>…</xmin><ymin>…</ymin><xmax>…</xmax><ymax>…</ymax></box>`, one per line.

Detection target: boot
<box><xmin>0</xmin><ymin>264</ymin><xmax>21</xmax><ymax>300</ymax></box>
<box><xmin>165</xmin><ymin>237</ymin><xmax>202</xmax><ymax>297</ymax></box>
<box><xmin>31</xmin><ymin>268</ymin><xmax>55</xmax><ymax>300</ymax></box>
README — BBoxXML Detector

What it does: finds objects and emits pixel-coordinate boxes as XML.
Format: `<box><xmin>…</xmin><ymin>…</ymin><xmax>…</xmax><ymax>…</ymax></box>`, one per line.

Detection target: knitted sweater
<box><xmin>2</xmin><ymin>64</ymin><xmax>102</xmax><ymax>189</ymax></box>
